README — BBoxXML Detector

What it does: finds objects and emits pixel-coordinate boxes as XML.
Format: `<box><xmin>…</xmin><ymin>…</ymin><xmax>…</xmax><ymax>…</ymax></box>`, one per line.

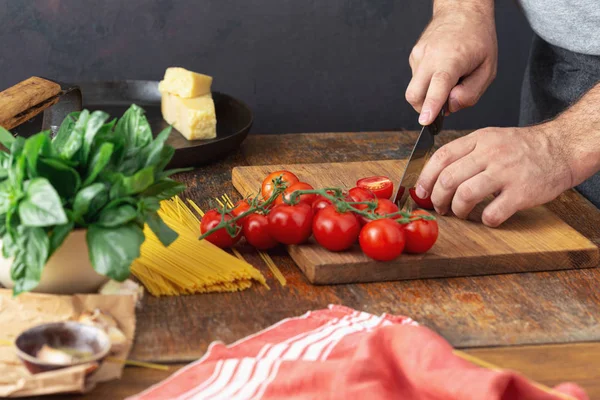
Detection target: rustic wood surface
<box><xmin>126</xmin><ymin>131</ymin><xmax>600</xmax><ymax>363</ymax></box>
<box><xmin>0</xmin><ymin>77</ymin><xmax>61</xmax><ymax>130</ymax></box>
<box><xmin>232</xmin><ymin>160</ymin><xmax>598</xmax><ymax>284</ymax></box>
<box><xmin>16</xmin><ymin>131</ymin><xmax>600</xmax><ymax>399</ymax></box>
<box><xmin>42</xmin><ymin>342</ymin><xmax>600</xmax><ymax>400</ymax></box>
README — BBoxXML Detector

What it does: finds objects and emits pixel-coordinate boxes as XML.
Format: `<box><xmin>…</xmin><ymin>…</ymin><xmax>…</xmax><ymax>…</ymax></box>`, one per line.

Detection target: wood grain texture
<box><xmin>0</xmin><ymin>77</ymin><xmax>61</xmax><ymax>130</ymax></box>
<box><xmin>37</xmin><ymin>342</ymin><xmax>600</xmax><ymax>400</ymax></box>
<box><xmin>123</xmin><ymin>132</ymin><xmax>600</xmax><ymax>361</ymax></box>
<box><xmin>232</xmin><ymin>160</ymin><xmax>599</xmax><ymax>284</ymax></box>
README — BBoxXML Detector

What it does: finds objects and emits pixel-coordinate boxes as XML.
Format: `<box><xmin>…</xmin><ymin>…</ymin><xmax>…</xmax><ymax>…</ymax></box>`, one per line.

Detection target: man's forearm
<box><xmin>550</xmin><ymin>82</ymin><xmax>600</xmax><ymax>186</ymax></box>
<box><xmin>433</xmin><ymin>0</ymin><xmax>494</xmax><ymax>17</ymax></box>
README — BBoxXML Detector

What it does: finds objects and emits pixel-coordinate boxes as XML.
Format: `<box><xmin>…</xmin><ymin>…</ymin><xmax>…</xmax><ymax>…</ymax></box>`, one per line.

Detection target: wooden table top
<box><xmin>27</xmin><ymin>131</ymin><xmax>600</xmax><ymax>399</ymax></box>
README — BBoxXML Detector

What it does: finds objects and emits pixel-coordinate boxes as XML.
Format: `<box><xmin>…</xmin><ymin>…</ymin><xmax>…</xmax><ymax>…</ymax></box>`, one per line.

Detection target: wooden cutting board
<box><xmin>232</xmin><ymin>160</ymin><xmax>599</xmax><ymax>284</ymax></box>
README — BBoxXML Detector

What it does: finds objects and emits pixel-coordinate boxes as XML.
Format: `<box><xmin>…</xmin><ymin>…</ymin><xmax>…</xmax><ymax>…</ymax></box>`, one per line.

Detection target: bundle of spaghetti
<box><xmin>131</xmin><ymin>196</ymin><xmax>267</xmax><ymax>296</ymax></box>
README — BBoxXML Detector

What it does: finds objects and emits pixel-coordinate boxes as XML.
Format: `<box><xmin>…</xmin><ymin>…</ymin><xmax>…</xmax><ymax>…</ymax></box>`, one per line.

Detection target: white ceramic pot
<box><xmin>0</xmin><ymin>229</ymin><xmax>109</xmax><ymax>294</ymax></box>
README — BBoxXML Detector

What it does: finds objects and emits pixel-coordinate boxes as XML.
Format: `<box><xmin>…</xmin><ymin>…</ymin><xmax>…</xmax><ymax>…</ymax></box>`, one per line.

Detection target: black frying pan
<box><xmin>11</xmin><ymin>80</ymin><xmax>253</xmax><ymax>168</ymax></box>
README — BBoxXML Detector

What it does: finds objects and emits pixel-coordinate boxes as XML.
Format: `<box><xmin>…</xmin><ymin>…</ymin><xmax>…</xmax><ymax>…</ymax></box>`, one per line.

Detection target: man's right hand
<box><xmin>406</xmin><ymin>2</ymin><xmax>498</xmax><ymax>125</ymax></box>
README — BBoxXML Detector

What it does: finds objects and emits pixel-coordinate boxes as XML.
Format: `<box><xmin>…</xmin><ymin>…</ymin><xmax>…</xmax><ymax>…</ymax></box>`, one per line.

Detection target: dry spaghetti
<box><xmin>131</xmin><ymin>196</ymin><xmax>267</xmax><ymax>296</ymax></box>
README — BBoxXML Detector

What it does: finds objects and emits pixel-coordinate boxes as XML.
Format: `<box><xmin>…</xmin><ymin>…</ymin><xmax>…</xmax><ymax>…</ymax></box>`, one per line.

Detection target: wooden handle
<box><xmin>0</xmin><ymin>77</ymin><xmax>62</xmax><ymax>130</ymax></box>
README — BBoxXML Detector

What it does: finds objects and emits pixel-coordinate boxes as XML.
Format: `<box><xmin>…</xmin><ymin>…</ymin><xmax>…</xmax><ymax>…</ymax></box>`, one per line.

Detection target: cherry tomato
<box><xmin>200</xmin><ymin>209</ymin><xmax>241</xmax><ymax>248</ymax></box>
<box><xmin>357</xmin><ymin>176</ymin><xmax>394</xmax><ymax>199</ymax></box>
<box><xmin>409</xmin><ymin>187</ymin><xmax>434</xmax><ymax>210</ymax></box>
<box><xmin>242</xmin><ymin>213</ymin><xmax>279</xmax><ymax>250</ymax></box>
<box><xmin>313</xmin><ymin>205</ymin><xmax>361</xmax><ymax>251</ymax></box>
<box><xmin>359</xmin><ymin>219</ymin><xmax>405</xmax><ymax>261</ymax></box>
<box><xmin>403</xmin><ymin>209</ymin><xmax>439</xmax><ymax>254</ymax></box>
<box><xmin>261</xmin><ymin>170</ymin><xmax>299</xmax><ymax>201</ymax></box>
<box><xmin>276</xmin><ymin>182</ymin><xmax>317</xmax><ymax>206</ymax></box>
<box><xmin>312</xmin><ymin>195</ymin><xmax>333</xmax><ymax>213</ymax></box>
<box><xmin>358</xmin><ymin>198</ymin><xmax>400</xmax><ymax>226</ymax></box>
<box><xmin>230</xmin><ymin>199</ymin><xmax>252</xmax><ymax>225</ymax></box>
<box><xmin>267</xmin><ymin>203</ymin><xmax>314</xmax><ymax>245</ymax></box>
<box><xmin>348</xmin><ymin>187</ymin><xmax>376</xmax><ymax>211</ymax></box>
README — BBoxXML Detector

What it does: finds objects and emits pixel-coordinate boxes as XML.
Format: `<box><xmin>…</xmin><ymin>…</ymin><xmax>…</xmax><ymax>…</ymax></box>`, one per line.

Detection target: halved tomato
<box><xmin>357</xmin><ymin>176</ymin><xmax>394</xmax><ymax>199</ymax></box>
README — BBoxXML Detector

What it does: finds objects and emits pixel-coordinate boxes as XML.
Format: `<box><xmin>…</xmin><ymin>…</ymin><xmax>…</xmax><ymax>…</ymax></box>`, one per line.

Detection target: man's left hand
<box><xmin>413</xmin><ymin>125</ymin><xmax>574</xmax><ymax>227</ymax></box>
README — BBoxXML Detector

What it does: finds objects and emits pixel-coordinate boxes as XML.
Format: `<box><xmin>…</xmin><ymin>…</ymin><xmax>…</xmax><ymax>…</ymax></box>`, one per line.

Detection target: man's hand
<box><xmin>406</xmin><ymin>1</ymin><xmax>497</xmax><ymax>125</ymax></box>
<box><xmin>414</xmin><ymin>125</ymin><xmax>574</xmax><ymax>227</ymax></box>
<box><xmin>413</xmin><ymin>83</ymin><xmax>600</xmax><ymax>227</ymax></box>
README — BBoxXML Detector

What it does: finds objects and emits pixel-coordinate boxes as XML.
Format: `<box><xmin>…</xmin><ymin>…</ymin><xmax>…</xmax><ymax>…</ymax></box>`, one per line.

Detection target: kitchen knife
<box><xmin>0</xmin><ymin>77</ymin><xmax>82</xmax><ymax>136</ymax></box>
<box><xmin>392</xmin><ymin>106</ymin><xmax>445</xmax><ymax>210</ymax></box>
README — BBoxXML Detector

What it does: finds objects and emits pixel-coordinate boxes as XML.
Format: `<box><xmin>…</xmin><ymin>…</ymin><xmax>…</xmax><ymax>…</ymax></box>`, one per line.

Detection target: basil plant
<box><xmin>0</xmin><ymin>105</ymin><xmax>187</xmax><ymax>295</ymax></box>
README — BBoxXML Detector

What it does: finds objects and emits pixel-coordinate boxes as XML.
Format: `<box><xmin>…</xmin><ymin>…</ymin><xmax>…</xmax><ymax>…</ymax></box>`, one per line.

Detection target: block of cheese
<box><xmin>158</xmin><ymin>67</ymin><xmax>213</xmax><ymax>98</ymax></box>
<box><xmin>161</xmin><ymin>91</ymin><xmax>217</xmax><ymax>140</ymax></box>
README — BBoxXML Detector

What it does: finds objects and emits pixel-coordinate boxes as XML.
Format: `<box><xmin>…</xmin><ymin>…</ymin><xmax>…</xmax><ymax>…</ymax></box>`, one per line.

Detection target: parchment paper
<box><xmin>0</xmin><ymin>289</ymin><xmax>137</xmax><ymax>397</ymax></box>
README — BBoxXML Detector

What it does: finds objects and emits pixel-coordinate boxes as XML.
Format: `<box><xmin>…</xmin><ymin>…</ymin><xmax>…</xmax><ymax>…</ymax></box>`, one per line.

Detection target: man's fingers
<box><xmin>414</xmin><ymin>134</ymin><xmax>477</xmax><ymax>201</ymax></box>
<box><xmin>405</xmin><ymin>67</ymin><xmax>433</xmax><ymax>114</ymax></box>
<box><xmin>481</xmin><ymin>191</ymin><xmax>520</xmax><ymax>227</ymax></box>
<box><xmin>419</xmin><ymin>70</ymin><xmax>459</xmax><ymax>125</ymax></box>
<box><xmin>451</xmin><ymin>172</ymin><xmax>502</xmax><ymax>219</ymax></box>
<box><xmin>430</xmin><ymin>154</ymin><xmax>486</xmax><ymax>215</ymax></box>
<box><xmin>448</xmin><ymin>63</ymin><xmax>495</xmax><ymax>113</ymax></box>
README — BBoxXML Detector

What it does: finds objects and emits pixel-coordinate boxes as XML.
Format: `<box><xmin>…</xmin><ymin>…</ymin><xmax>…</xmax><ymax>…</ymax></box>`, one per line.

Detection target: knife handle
<box><xmin>0</xmin><ymin>77</ymin><xmax>62</xmax><ymax>131</ymax></box>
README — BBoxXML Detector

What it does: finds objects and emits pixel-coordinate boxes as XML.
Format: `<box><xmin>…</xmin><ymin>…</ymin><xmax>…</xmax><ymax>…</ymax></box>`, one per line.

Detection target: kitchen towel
<box><xmin>128</xmin><ymin>305</ymin><xmax>587</xmax><ymax>400</ymax></box>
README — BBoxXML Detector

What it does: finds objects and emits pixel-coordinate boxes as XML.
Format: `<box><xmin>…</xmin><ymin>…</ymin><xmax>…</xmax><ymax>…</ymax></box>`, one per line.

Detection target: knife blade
<box><xmin>392</xmin><ymin>107</ymin><xmax>445</xmax><ymax>210</ymax></box>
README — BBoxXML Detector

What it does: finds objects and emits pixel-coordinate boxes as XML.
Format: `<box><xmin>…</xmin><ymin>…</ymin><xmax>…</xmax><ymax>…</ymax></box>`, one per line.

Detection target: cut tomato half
<box><xmin>356</xmin><ymin>176</ymin><xmax>394</xmax><ymax>199</ymax></box>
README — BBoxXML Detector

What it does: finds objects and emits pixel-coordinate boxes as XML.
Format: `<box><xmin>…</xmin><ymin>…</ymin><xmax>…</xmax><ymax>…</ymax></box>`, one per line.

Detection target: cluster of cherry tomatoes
<box><xmin>199</xmin><ymin>171</ymin><xmax>439</xmax><ymax>262</ymax></box>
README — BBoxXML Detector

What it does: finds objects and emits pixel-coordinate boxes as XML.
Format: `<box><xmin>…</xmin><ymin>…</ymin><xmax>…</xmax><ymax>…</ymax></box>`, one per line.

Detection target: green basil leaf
<box><xmin>83</xmin><ymin>142</ymin><xmax>114</xmax><ymax>186</ymax></box>
<box><xmin>87</xmin><ymin>223</ymin><xmax>144</xmax><ymax>281</ymax></box>
<box><xmin>121</xmin><ymin>166</ymin><xmax>154</xmax><ymax>195</ymax></box>
<box><xmin>73</xmin><ymin>183</ymin><xmax>106</xmax><ymax>221</ymax></box>
<box><xmin>0</xmin><ymin>126</ymin><xmax>15</xmax><ymax>149</ymax></box>
<box><xmin>1</xmin><ymin>231</ymin><xmax>16</xmax><ymax>259</ymax></box>
<box><xmin>52</xmin><ymin>112</ymin><xmax>79</xmax><ymax>151</ymax></box>
<box><xmin>81</xmin><ymin>111</ymin><xmax>110</xmax><ymax>163</ymax></box>
<box><xmin>142</xmin><ymin>178</ymin><xmax>186</xmax><ymax>200</ymax></box>
<box><xmin>37</xmin><ymin>158</ymin><xmax>81</xmax><ymax>200</ymax></box>
<box><xmin>0</xmin><ymin>180</ymin><xmax>11</xmax><ymax>214</ymax></box>
<box><xmin>18</xmin><ymin>178</ymin><xmax>68</xmax><ymax>227</ymax></box>
<box><xmin>142</xmin><ymin>126</ymin><xmax>172</xmax><ymax>168</ymax></box>
<box><xmin>59</xmin><ymin>109</ymin><xmax>89</xmax><ymax>160</ymax></box>
<box><xmin>138</xmin><ymin>196</ymin><xmax>161</xmax><ymax>214</ymax></box>
<box><xmin>11</xmin><ymin>227</ymin><xmax>49</xmax><ymax>296</ymax></box>
<box><xmin>154</xmin><ymin>145</ymin><xmax>175</xmax><ymax>174</ymax></box>
<box><xmin>114</xmin><ymin>105</ymin><xmax>152</xmax><ymax>151</ymax></box>
<box><xmin>158</xmin><ymin>167</ymin><xmax>193</xmax><ymax>179</ymax></box>
<box><xmin>23</xmin><ymin>133</ymin><xmax>48</xmax><ymax>177</ymax></box>
<box><xmin>97</xmin><ymin>204</ymin><xmax>138</xmax><ymax>228</ymax></box>
<box><xmin>9</xmin><ymin>155</ymin><xmax>26</xmax><ymax>189</ymax></box>
<box><xmin>103</xmin><ymin>197</ymin><xmax>137</xmax><ymax>211</ymax></box>
<box><xmin>146</xmin><ymin>212</ymin><xmax>178</xmax><ymax>246</ymax></box>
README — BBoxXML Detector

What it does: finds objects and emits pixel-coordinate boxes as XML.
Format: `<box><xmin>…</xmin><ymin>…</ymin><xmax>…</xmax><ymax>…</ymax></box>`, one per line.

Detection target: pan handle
<box><xmin>0</xmin><ymin>77</ymin><xmax>63</xmax><ymax>131</ymax></box>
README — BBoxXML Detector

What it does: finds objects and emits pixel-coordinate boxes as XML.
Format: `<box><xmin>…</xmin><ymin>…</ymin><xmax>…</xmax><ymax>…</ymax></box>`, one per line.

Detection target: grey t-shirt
<box><xmin>518</xmin><ymin>0</ymin><xmax>600</xmax><ymax>56</ymax></box>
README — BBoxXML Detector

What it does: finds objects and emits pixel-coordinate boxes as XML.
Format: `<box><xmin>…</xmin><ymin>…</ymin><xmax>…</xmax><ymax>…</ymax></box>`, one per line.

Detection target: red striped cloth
<box><xmin>128</xmin><ymin>305</ymin><xmax>587</xmax><ymax>400</ymax></box>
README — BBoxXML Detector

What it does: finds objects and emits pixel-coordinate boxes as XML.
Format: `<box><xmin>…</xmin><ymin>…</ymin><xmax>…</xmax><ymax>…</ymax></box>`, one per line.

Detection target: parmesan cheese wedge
<box><xmin>161</xmin><ymin>92</ymin><xmax>217</xmax><ymax>140</ymax></box>
<box><xmin>158</xmin><ymin>67</ymin><xmax>213</xmax><ymax>98</ymax></box>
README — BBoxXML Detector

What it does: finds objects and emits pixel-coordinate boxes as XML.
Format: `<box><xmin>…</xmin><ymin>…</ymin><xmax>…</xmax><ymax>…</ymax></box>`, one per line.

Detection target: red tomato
<box><xmin>276</xmin><ymin>182</ymin><xmax>316</xmax><ymax>206</ymax></box>
<box><xmin>357</xmin><ymin>176</ymin><xmax>394</xmax><ymax>199</ymax></box>
<box><xmin>230</xmin><ymin>199</ymin><xmax>252</xmax><ymax>225</ymax></box>
<box><xmin>409</xmin><ymin>187</ymin><xmax>434</xmax><ymax>210</ymax></box>
<box><xmin>311</xmin><ymin>195</ymin><xmax>332</xmax><ymax>213</ymax></box>
<box><xmin>267</xmin><ymin>203</ymin><xmax>314</xmax><ymax>245</ymax></box>
<box><xmin>359</xmin><ymin>219</ymin><xmax>406</xmax><ymax>261</ymax></box>
<box><xmin>359</xmin><ymin>198</ymin><xmax>400</xmax><ymax>226</ymax></box>
<box><xmin>348</xmin><ymin>187</ymin><xmax>376</xmax><ymax>211</ymax></box>
<box><xmin>313</xmin><ymin>205</ymin><xmax>361</xmax><ymax>251</ymax></box>
<box><xmin>403</xmin><ymin>209</ymin><xmax>439</xmax><ymax>254</ymax></box>
<box><xmin>200</xmin><ymin>209</ymin><xmax>241</xmax><ymax>248</ymax></box>
<box><xmin>242</xmin><ymin>213</ymin><xmax>279</xmax><ymax>250</ymax></box>
<box><xmin>261</xmin><ymin>170</ymin><xmax>300</xmax><ymax>201</ymax></box>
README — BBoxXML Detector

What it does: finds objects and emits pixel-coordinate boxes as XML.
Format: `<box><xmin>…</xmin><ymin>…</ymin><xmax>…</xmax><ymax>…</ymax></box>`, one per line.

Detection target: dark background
<box><xmin>0</xmin><ymin>0</ymin><xmax>532</xmax><ymax>134</ymax></box>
